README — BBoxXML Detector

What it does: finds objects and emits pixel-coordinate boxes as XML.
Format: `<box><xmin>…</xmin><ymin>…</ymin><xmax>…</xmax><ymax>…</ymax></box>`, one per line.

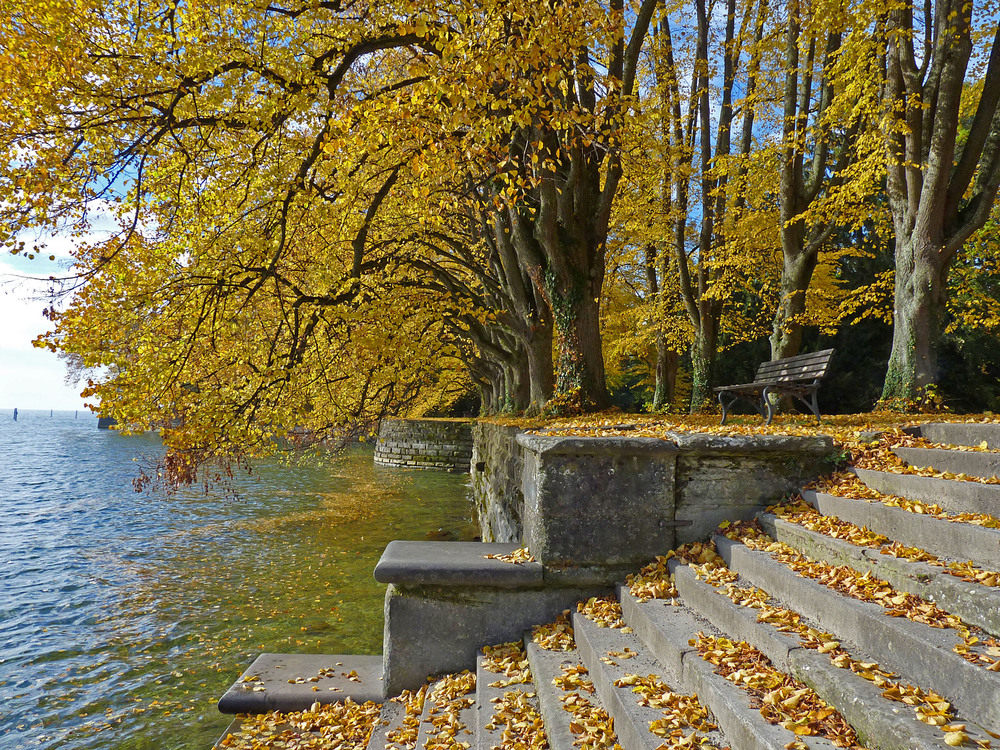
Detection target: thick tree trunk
<box><xmin>690</xmin><ymin>312</ymin><xmax>719</xmax><ymax>411</ymax></box>
<box><xmin>524</xmin><ymin>322</ymin><xmax>554</xmax><ymax>414</ymax></box>
<box><xmin>770</xmin><ymin>247</ymin><xmax>818</xmax><ymax>360</ymax></box>
<box><xmin>651</xmin><ymin>336</ymin><xmax>678</xmax><ymax>411</ymax></box>
<box><xmin>548</xmin><ymin>275</ymin><xmax>609</xmax><ymax>410</ymax></box>
<box><xmin>881</xmin><ymin>232</ymin><xmax>947</xmax><ymax>401</ymax></box>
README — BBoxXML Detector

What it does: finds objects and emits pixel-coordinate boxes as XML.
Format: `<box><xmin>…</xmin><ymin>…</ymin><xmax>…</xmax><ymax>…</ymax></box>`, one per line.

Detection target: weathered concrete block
<box><xmin>382</xmin><ymin>582</ymin><xmax>604</xmax><ymax>695</ymax></box>
<box><xmin>671</xmin><ymin>433</ymin><xmax>835</xmax><ymax>544</ymax></box>
<box><xmin>518</xmin><ymin>435</ymin><xmax>679</xmax><ymax>572</ymax></box>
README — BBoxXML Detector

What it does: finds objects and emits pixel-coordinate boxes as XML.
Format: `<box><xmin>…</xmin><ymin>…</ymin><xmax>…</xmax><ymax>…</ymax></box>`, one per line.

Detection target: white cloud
<box><xmin>0</xmin><ymin>259</ymin><xmax>89</xmax><ymax>412</ymax></box>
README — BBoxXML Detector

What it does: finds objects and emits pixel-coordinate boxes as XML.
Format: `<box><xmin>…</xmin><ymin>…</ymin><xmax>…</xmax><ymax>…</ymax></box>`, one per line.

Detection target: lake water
<box><xmin>0</xmin><ymin>411</ymin><xmax>476</xmax><ymax>749</ymax></box>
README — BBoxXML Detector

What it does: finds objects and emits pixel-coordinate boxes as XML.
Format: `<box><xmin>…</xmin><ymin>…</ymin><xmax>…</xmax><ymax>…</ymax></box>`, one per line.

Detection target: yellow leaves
<box><xmin>531</xmin><ymin>612</ymin><xmax>576</xmax><ymax>651</ymax></box>
<box><xmin>692</xmin><ymin>633</ymin><xmax>860</xmax><ymax>747</ymax></box>
<box><xmin>625</xmin><ymin>554</ymin><xmax>679</xmax><ymax>601</ymax></box>
<box><xmin>486</xmin><ymin>688</ymin><xmax>547</xmax><ymax>749</ymax></box>
<box><xmin>553</xmin><ymin>662</ymin><xmax>622</xmax><ymax>750</ymax></box>
<box><xmin>482</xmin><ymin>641</ymin><xmax>533</xmax><ymax>688</ymax></box>
<box><xmin>613</xmin><ymin>672</ymin><xmax>717</xmax><ymax>742</ymax></box>
<box><xmin>577</xmin><ymin>596</ymin><xmax>628</xmax><ymax>629</ymax></box>
<box><xmin>217</xmin><ymin>697</ymin><xmax>381</xmax><ymax>749</ymax></box>
<box><xmin>484</xmin><ymin>547</ymin><xmax>537</xmax><ymax>565</ymax></box>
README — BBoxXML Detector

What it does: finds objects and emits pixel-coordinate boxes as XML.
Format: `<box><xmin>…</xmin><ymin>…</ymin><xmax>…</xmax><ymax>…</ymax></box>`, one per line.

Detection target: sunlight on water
<box><xmin>0</xmin><ymin>411</ymin><xmax>475</xmax><ymax>749</ymax></box>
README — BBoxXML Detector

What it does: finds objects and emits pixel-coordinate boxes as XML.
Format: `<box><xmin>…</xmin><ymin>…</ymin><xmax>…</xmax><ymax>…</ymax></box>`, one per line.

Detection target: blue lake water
<box><xmin>0</xmin><ymin>411</ymin><xmax>475</xmax><ymax>749</ymax></box>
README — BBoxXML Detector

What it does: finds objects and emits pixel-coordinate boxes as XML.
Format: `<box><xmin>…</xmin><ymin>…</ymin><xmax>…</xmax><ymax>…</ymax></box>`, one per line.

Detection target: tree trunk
<box><xmin>651</xmin><ymin>336</ymin><xmax>678</xmax><ymax>411</ymax></box>
<box><xmin>690</xmin><ymin>312</ymin><xmax>718</xmax><ymax>411</ymax></box>
<box><xmin>769</xmin><ymin>246</ymin><xmax>818</xmax><ymax>360</ymax></box>
<box><xmin>548</xmin><ymin>273</ymin><xmax>609</xmax><ymax>410</ymax></box>
<box><xmin>881</xmin><ymin>232</ymin><xmax>947</xmax><ymax>401</ymax></box>
<box><xmin>524</xmin><ymin>322</ymin><xmax>554</xmax><ymax>414</ymax></box>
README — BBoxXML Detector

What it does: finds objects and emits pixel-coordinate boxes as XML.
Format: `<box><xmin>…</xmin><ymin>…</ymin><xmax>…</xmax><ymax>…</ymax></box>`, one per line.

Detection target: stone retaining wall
<box><xmin>473</xmin><ymin>425</ymin><xmax>839</xmax><ymax>570</ymax></box>
<box><xmin>470</xmin><ymin>422</ymin><xmax>525</xmax><ymax>542</ymax></box>
<box><xmin>374</xmin><ymin>418</ymin><xmax>474</xmax><ymax>472</ymax></box>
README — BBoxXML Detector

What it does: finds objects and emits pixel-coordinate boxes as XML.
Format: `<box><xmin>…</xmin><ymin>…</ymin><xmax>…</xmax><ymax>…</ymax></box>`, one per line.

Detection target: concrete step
<box><xmin>524</xmin><ymin>634</ymin><xmax>613</xmax><ymax>750</ymax></box>
<box><xmin>617</xmin><ymin>585</ymin><xmax>842</xmax><ymax>750</ymax></box>
<box><xmin>852</xmin><ymin>467</ymin><xmax>1000</xmax><ymax>516</ymax></box>
<box><xmin>414</xmin><ymin>672</ymin><xmax>477</xmax><ymax>749</ymax></box>
<box><xmin>894</xmin><ymin>446</ymin><xmax>1000</xmax><ymax>481</ymax></box>
<box><xmin>571</xmin><ymin>607</ymin><xmax>727</xmax><ymax>750</ymax></box>
<box><xmin>916</xmin><ymin>422</ymin><xmax>1000</xmax><ymax>449</ymax></box>
<box><xmin>475</xmin><ymin>644</ymin><xmax>544</xmax><ymax>750</ymax></box>
<box><xmin>365</xmin><ymin>700</ymin><xmax>406</xmax><ymax>750</ymax></box>
<box><xmin>800</xmin><ymin>489</ymin><xmax>1000</xmax><ymax>570</ymax></box>
<box><xmin>216</xmin><ymin>653</ymin><xmax>383</xmax><ymax>714</ymax></box>
<box><xmin>668</xmin><ymin>561</ymin><xmax>948</xmax><ymax>750</ymax></box>
<box><xmin>715</xmin><ymin>532</ymin><xmax>1000</xmax><ymax>733</ymax></box>
<box><xmin>756</xmin><ymin>512</ymin><xmax>1000</xmax><ymax>638</ymax></box>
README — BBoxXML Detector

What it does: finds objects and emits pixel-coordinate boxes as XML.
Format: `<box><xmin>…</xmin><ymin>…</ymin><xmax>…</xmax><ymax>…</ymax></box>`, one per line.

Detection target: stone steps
<box><xmin>755</xmin><ymin>512</ymin><xmax>1000</xmax><ymax>636</ymax></box>
<box><xmin>714</xmin><ymin>531</ymin><xmax>1000</xmax><ymax>732</ymax></box>
<box><xmin>915</xmin><ymin>422</ymin><xmax>1000</xmax><ymax>450</ymax></box>
<box><xmin>852</xmin><ymin>467</ymin><xmax>1000</xmax><ymax>515</ymax></box>
<box><xmin>666</xmin><ymin>561</ymin><xmax>947</xmax><ymax>750</ymax></box>
<box><xmin>894</xmin><ymin>446</ymin><xmax>1000</xmax><ymax>481</ymax></box>
<box><xmin>215</xmin><ymin>424</ymin><xmax>1000</xmax><ymax>749</ymax></box>
<box><xmin>800</xmin><ymin>489</ymin><xmax>1000</xmax><ymax>570</ymax></box>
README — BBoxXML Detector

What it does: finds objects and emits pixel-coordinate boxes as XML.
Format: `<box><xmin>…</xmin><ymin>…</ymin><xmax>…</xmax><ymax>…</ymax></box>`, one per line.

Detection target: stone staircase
<box><xmin>215</xmin><ymin>421</ymin><xmax>1000</xmax><ymax>749</ymax></box>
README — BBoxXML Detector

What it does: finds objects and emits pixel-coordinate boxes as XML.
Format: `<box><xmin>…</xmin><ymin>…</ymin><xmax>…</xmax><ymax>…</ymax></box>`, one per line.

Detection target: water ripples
<box><xmin>0</xmin><ymin>411</ymin><xmax>475</xmax><ymax>749</ymax></box>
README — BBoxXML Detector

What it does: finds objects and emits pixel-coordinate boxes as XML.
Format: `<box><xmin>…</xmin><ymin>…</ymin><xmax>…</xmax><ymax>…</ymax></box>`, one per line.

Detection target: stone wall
<box><xmin>470</xmin><ymin>422</ymin><xmax>525</xmax><ymax>542</ymax></box>
<box><xmin>473</xmin><ymin>426</ymin><xmax>838</xmax><ymax>577</ymax></box>
<box><xmin>374</xmin><ymin>418</ymin><xmax>474</xmax><ymax>472</ymax></box>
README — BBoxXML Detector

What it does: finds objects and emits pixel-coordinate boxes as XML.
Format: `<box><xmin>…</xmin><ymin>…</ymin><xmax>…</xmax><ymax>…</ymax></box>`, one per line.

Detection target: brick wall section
<box><xmin>374</xmin><ymin>418</ymin><xmax>474</xmax><ymax>472</ymax></box>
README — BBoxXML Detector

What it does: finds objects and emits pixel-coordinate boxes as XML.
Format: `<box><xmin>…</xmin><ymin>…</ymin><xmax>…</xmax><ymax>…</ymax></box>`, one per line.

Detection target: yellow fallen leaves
<box><xmin>532</xmin><ymin>612</ymin><xmax>576</xmax><ymax>651</ymax></box>
<box><xmin>217</xmin><ymin>698</ymin><xmax>381</xmax><ymax>749</ymax></box>
<box><xmin>692</xmin><ymin>633</ymin><xmax>859</xmax><ymax>747</ymax></box>
<box><xmin>481</xmin><ymin>641</ymin><xmax>549</xmax><ymax>749</ymax></box>
<box><xmin>626</xmin><ymin>554</ymin><xmax>679</xmax><ymax>601</ymax></box>
<box><xmin>484</xmin><ymin>547</ymin><xmax>537</xmax><ymax>565</ymax></box>
<box><xmin>483</xmin><ymin>641</ymin><xmax>534</xmax><ymax>688</ymax></box>
<box><xmin>422</xmin><ymin>671</ymin><xmax>476</xmax><ymax>750</ymax></box>
<box><xmin>386</xmin><ymin>685</ymin><xmax>427</xmax><ymax>750</ymax></box>
<box><xmin>578</xmin><ymin>596</ymin><xmax>629</xmax><ymax>629</ymax></box>
<box><xmin>772</xmin><ymin>497</ymin><xmax>1000</xmax><ymax>590</ymax></box>
<box><xmin>725</xmin><ymin>522</ymin><xmax>1000</xmax><ymax>672</ymax></box>
<box><xmin>486</xmin><ymin>688</ymin><xmax>549</xmax><ymax>749</ymax></box>
<box><xmin>612</xmin><ymin>672</ymin><xmax>718</xmax><ymax>747</ymax></box>
<box><xmin>553</xmin><ymin>664</ymin><xmax>621</xmax><ymax>750</ymax></box>
<box><xmin>519</xmin><ymin>414</ymin><xmax>999</xmax><ymax>444</ymax></box>
<box><xmin>808</xmin><ymin>472</ymin><xmax>1000</xmax><ymax>528</ymax></box>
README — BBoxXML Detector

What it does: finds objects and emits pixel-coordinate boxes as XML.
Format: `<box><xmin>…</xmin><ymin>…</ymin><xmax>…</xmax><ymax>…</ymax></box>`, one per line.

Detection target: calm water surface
<box><xmin>0</xmin><ymin>411</ymin><xmax>475</xmax><ymax>749</ymax></box>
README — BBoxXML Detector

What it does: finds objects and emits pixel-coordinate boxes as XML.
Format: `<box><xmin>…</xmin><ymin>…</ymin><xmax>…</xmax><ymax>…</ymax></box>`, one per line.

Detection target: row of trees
<box><xmin>1</xmin><ymin>0</ymin><xmax>998</xmax><ymax>477</ymax></box>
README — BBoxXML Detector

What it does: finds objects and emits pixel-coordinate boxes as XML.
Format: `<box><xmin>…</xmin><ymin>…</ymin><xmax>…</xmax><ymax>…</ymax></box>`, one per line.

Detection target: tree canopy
<box><xmin>3</xmin><ymin>0</ymin><xmax>999</xmax><ymax>480</ymax></box>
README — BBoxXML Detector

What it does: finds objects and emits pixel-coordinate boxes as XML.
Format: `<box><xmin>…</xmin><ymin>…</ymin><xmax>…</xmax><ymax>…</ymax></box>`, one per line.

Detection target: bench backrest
<box><xmin>753</xmin><ymin>348</ymin><xmax>834</xmax><ymax>384</ymax></box>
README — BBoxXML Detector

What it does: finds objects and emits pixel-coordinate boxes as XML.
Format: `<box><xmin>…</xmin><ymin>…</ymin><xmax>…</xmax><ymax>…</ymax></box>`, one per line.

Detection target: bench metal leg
<box><xmin>718</xmin><ymin>391</ymin><xmax>731</xmax><ymax>425</ymax></box>
<box><xmin>762</xmin><ymin>386</ymin><xmax>776</xmax><ymax>426</ymax></box>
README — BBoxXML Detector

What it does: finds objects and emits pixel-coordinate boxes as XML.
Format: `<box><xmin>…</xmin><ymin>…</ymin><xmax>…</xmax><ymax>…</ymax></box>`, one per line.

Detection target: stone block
<box><xmin>374</xmin><ymin>541</ymin><xmax>542</xmax><ymax>588</ymax></box>
<box><xmin>518</xmin><ymin>435</ymin><xmax>679</xmax><ymax>572</ymax></box>
<box><xmin>382</xmin><ymin>582</ymin><xmax>605</xmax><ymax>695</ymax></box>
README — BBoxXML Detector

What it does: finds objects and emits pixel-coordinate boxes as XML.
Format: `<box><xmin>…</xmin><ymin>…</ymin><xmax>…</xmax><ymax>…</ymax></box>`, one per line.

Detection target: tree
<box><xmin>769</xmin><ymin>0</ymin><xmax>885</xmax><ymax>361</ymax></box>
<box><xmin>880</xmin><ymin>0</ymin><xmax>1000</xmax><ymax>401</ymax></box>
<box><xmin>1</xmin><ymin>0</ymin><xmax>662</xmax><ymax>477</ymax></box>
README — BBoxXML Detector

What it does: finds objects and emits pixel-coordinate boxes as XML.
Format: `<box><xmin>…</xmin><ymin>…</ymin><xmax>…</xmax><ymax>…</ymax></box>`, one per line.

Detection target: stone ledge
<box><xmin>517</xmin><ymin>433</ymin><xmax>678</xmax><ymax>456</ymax></box>
<box><xmin>217</xmin><ymin>653</ymin><xmax>383</xmax><ymax>714</ymax></box>
<box><xmin>374</xmin><ymin>541</ymin><xmax>542</xmax><ymax>587</ymax></box>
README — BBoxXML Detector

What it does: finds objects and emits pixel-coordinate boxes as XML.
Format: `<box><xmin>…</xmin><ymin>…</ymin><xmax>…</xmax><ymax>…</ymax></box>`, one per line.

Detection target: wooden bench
<box><xmin>714</xmin><ymin>348</ymin><xmax>834</xmax><ymax>425</ymax></box>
